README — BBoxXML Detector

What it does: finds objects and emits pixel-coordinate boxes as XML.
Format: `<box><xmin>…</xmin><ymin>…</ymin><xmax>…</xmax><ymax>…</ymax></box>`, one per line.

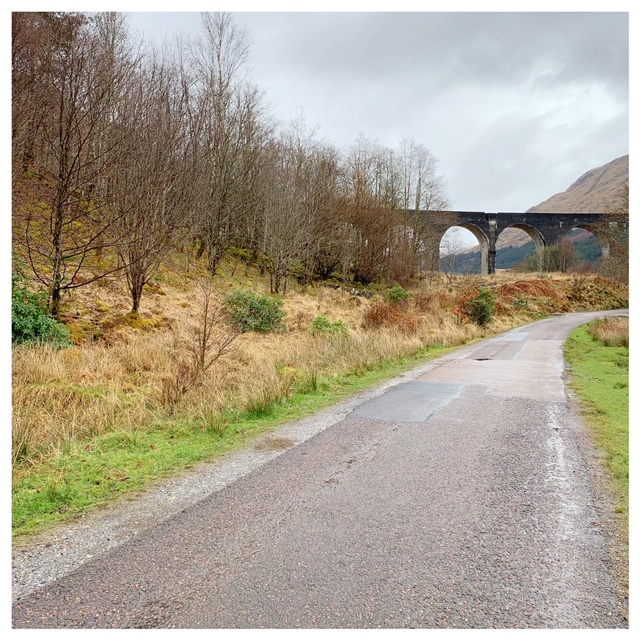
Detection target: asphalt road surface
<box><xmin>12</xmin><ymin>310</ymin><xmax>628</xmax><ymax>629</ymax></box>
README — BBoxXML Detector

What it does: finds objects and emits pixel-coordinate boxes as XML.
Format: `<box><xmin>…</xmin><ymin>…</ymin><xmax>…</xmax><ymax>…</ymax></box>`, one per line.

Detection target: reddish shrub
<box><xmin>363</xmin><ymin>302</ymin><xmax>421</xmax><ymax>334</ymax></box>
<box><xmin>363</xmin><ymin>302</ymin><xmax>394</xmax><ymax>328</ymax></box>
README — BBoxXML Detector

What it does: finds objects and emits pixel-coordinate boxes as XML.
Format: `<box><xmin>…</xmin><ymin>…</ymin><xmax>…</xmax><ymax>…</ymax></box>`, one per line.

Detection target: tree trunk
<box><xmin>49</xmin><ymin>200</ymin><xmax>65</xmax><ymax>319</ymax></box>
<box><xmin>207</xmin><ymin>247</ymin><xmax>220</xmax><ymax>277</ymax></box>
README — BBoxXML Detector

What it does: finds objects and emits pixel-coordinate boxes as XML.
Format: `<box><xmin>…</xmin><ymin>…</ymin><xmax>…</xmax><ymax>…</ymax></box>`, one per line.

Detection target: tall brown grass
<box><xmin>12</xmin><ymin>269</ymin><xmax>627</xmax><ymax>469</ymax></box>
<box><xmin>12</xmin><ymin>304</ymin><xmax>478</xmax><ymax>466</ymax></box>
<box><xmin>587</xmin><ymin>316</ymin><xmax>629</xmax><ymax>347</ymax></box>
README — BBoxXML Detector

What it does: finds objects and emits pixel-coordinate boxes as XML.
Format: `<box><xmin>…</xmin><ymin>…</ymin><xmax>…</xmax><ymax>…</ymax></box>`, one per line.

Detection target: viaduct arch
<box><xmin>405</xmin><ymin>210</ymin><xmax>628</xmax><ymax>275</ymax></box>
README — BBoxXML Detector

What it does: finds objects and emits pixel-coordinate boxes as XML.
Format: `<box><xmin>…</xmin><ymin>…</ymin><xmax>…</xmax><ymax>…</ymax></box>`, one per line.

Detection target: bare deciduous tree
<box><xmin>187</xmin><ymin>12</ymin><xmax>269</xmax><ymax>276</ymax></box>
<box><xmin>258</xmin><ymin>138</ymin><xmax>305</xmax><ymax>294</ymax></box>
<box><xmin>440</xmin><ymin>228</ymin><xmax>465</xmax><ymax>280</ymax></box>
<box><xmin>188</xmin><ymin>279</ymin><xmax>238</xmax><ymax>375</ymax></box>
<box><xmin>11</xmin><ymin>12</ymin><xmax>70</xmax><ymax>178</ymax></box>
<box><xmin>256</xmin><ymin>116</ymin><xmax>340</xmax><ymax>294</ymax></box>
<box><xmin>17</xmin><ymin>12</ymin><xmax>139</xmax><ymax>318</ymax></box>
<box><xmin>292</xmin><ymin>125</ymin><xmax>341</xmax><ymax>290</ymax></box>
<box><xmin>106</xmin><ymin>48</ymin><xmax>194</xmax><ymax>315</ymax></box>
<box><xmin>340</xmin><ymin>135</ymin><xmax>399</xmax><ymax>284</ymax></box>
<box><xmin>162</xmin><ymin>279</ymin><xmax>238</xmax><ymax>410</ymax></box>
<box><xmin>13</xmin><ymin>10</ymin><xmax>454</xmax><ymax>307</ymax></box>
<box><xmin>398</xmin><ymin>136</ymin><xmax>450</xmax><ymax>264</ymax></box>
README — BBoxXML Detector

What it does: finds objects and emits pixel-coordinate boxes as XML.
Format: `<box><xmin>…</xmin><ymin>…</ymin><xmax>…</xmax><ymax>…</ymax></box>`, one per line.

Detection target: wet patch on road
<box><xmin>496</xmin><ymin>331</ymin><xmax>530</xmax><ymax>341</ymax></box>
<box><xmin>349</xmin><ymin>380</ymin><xmax>464</xmax><ymax>423</ymax></box>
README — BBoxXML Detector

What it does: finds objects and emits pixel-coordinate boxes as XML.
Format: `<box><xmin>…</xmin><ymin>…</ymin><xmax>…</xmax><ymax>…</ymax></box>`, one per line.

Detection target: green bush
<box><xmin>385</xmin><ymin>285</ymin><xmax>411</xmax><ymax>304</ymax></box>
<box><xmin>224</xmin><ymin>289</ymin><xmax>286</xmax><ymax>333</ymax></box>
<box><xmin>464</xmin><ymin>287</ymin><xmax>497</xmax><ymax>326</ymax></box>
<box><xmin>12</xmin><ymin>272</ymin><xmax>71</xmax><ymax>347</ymax></box>
<box><xmin>310</xmin><ymin>315</ymin><xmax>349</xmax><ymax>336</ymax></box>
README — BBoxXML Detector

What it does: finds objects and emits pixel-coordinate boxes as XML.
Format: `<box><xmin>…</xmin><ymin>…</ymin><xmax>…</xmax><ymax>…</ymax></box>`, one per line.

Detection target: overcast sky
<box><xmin>124</xmin><ymin>6</ymin><xmax>629</xmax><ymax>219</ymax></box>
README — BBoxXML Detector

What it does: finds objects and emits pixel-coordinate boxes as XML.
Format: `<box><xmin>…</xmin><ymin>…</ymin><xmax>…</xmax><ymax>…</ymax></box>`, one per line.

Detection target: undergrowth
<box><xmin>11</xmin><ymin>263</ymin><xmax>628</xmax><ymax>539</ymax></box>
<box><xmin>12</xmin><ymin>341</ymin><xmax>454</xmax><ymax>538</ymax></box>
<box><xmin>12</xmin><ymin>269</ymin><xmax>71</xmax><ymax>347</ymax></box>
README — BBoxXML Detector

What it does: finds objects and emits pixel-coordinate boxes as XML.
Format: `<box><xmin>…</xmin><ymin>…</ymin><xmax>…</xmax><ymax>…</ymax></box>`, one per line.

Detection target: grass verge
<box><xmin>563</xmin><ymin>317</ymin><xmax>629</xmax><ymax>523</ymax></box>
<box><xmin>12</xmin><ymin>343</ymin><xmax>455</xmax><ymax>539</ymax></box>
<box><xmin>563</xmin><ymin>315</ymin><xmax>629</xmax><ymax>621</ymax></box>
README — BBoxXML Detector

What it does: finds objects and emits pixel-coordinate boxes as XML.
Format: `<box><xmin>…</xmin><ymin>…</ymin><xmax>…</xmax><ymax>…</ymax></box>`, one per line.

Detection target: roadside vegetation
<box><xmin>563</xmin><ymin>315</ymin><xmax>629</xmax><ymax>617</ymax></box>
<box><xmin>564</xmin><ymin>316</ymin><xmax>629</xmax><ymax>524</ymax></box>
<box><xmin>11</xmin><ymin>258</ymin><xmax>628</xmax><ymax>539</ymax></box>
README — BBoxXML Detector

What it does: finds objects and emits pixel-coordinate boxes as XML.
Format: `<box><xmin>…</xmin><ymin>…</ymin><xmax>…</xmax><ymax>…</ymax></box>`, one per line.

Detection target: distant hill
<box><xmin>448</xmin><ymin>155</ymin><xmax>629</xmax><ymax>273</ymax></box>
<box><xmin>527</xmin><ymin>154</ymin><xmax>629</xmax><ymax>214</ymax></box>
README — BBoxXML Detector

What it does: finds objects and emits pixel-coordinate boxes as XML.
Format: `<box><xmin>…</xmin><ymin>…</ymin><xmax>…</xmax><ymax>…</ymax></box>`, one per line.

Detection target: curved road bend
<box><xmin>13</xmin><ymin>310</ymin><xmax>628</xmax><ymax>629</ymax></box>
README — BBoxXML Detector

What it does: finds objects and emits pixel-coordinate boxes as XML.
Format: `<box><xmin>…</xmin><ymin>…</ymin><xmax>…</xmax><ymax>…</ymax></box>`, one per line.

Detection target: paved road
<box><xmin>12</xmin><ymin>310</ymin><xmax>628</xmax><ymax>628</ymax></box>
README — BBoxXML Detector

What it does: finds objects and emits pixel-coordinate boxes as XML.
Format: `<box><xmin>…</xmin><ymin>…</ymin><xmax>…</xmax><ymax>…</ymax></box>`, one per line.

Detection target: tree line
<box><xmin>12</xmin><ymin>12</ymin><xmax>449</xmax><ymax>318</ymax></box>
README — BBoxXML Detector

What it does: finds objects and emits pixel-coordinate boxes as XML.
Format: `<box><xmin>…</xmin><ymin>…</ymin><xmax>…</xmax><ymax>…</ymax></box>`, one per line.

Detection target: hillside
<box><xmin>12</xmin><ymin>261</ymin><xmax>629</xmax><ymax>538</ymax></box>
<box><xmin>450</xmin><ymin>155</ymin><xmax>629</xmax><ymax>273</ymax></box>
<box><xmin>527</xmin><ymin>155</ymin><xmax>629</xmax><ymax>214</ymax></box>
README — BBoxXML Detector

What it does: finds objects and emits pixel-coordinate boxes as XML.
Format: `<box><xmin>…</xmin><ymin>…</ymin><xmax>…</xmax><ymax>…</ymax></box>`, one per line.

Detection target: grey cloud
<box><xmin>447</xmin><ymin>105</ymin><xmax>628</xmax><ymax>211</ymax></box>
<box><xmin>126</xmin><ymin>11</ymin><xmax>629</xmax><ymax>212</ymax></box>
<box><xmin>237</xmin><ymin>13</ymin><xmax>628</xmax><ymax>94</ymax></box>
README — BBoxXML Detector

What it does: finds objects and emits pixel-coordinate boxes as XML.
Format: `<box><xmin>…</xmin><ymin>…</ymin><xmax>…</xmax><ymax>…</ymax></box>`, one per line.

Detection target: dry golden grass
<box><xmin>586</xmin><ymin>316</ymin><xmax>629</xmax><ymax>347</ymax></box>
<box><xmin>11</xmin><ymin>258</ymin><xmax>628</xmax><ymax>469</ymax></box>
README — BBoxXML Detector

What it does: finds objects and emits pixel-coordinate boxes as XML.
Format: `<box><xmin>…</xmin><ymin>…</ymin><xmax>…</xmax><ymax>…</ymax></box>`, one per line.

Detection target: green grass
<box><xmin>564</xmin><ymin>320</ymin><xmax>629</xmax><ymax>527</ymax></box>
<box><xmin>12</xmin><ymin>343</ymin><xmax>456</xmax><ymax>539</ymax></box>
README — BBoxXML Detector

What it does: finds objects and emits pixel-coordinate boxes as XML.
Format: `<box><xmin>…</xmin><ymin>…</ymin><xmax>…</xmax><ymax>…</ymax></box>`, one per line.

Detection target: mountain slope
<box><xmin>527</xmin><ymin>155</ymin><xmax>629</xmax><ymax>214</ymax></box>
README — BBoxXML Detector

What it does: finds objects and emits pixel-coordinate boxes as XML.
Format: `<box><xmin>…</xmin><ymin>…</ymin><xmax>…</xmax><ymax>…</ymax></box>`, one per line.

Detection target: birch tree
<box><xmin>106</xmin><ymin>49</ymin><xmax>194</xmax><ymax>314</ymax></box>
<box><xmin>188</xmin><ymin>12</ymin><xmax>269</xmax><ymax>275</ymax></box>
<box><xmin>397</xmin><ymin>136</ymin><xmax>450</xmax><ymax>264</ymax></box>
<box><xmin>18</xmin><ymin>12</ymin><xmax>138</xmax><ymax>318</ymax></box>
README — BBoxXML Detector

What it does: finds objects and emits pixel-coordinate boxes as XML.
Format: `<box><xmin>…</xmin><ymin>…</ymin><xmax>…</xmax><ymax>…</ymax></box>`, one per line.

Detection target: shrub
<box><xmin>224</xmin><ymin>289</ymin><xmax>286</xmax><ymax>333</ymax></box>
<box><xmin>385</xmin><ymin>285</ymin><xmax>411</xmax><ymax>305</ymax></box>
<box><xmin>363</xmin><ymin>302</ymin><xmax>421</xmax><ymax>334</ymax></box>
<box><xmin>163</xmin><ymin>282</ymin><xmax>238</xmax><ymax>410</ymax></box>
<box><xmin>310</xmin><ymin>315</ymin><xmax>349</xmax><ymax>336</ymax></box>
<box><xmin>12</xmin><ymin>272</ymin><xmax>71</xmax><ymax>347</ymax></box>
<box><xmin>463</xmin><ymin>287</ymin><xmax>497</xmax><ymax>326</ymax></box>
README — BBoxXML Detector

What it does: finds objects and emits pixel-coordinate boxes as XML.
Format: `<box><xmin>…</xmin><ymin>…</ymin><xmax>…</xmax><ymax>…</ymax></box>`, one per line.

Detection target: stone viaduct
<box><xmin>404</xmin><ymin>210</ymin><xmax>629</xmax><ymax>275</ymax></box>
